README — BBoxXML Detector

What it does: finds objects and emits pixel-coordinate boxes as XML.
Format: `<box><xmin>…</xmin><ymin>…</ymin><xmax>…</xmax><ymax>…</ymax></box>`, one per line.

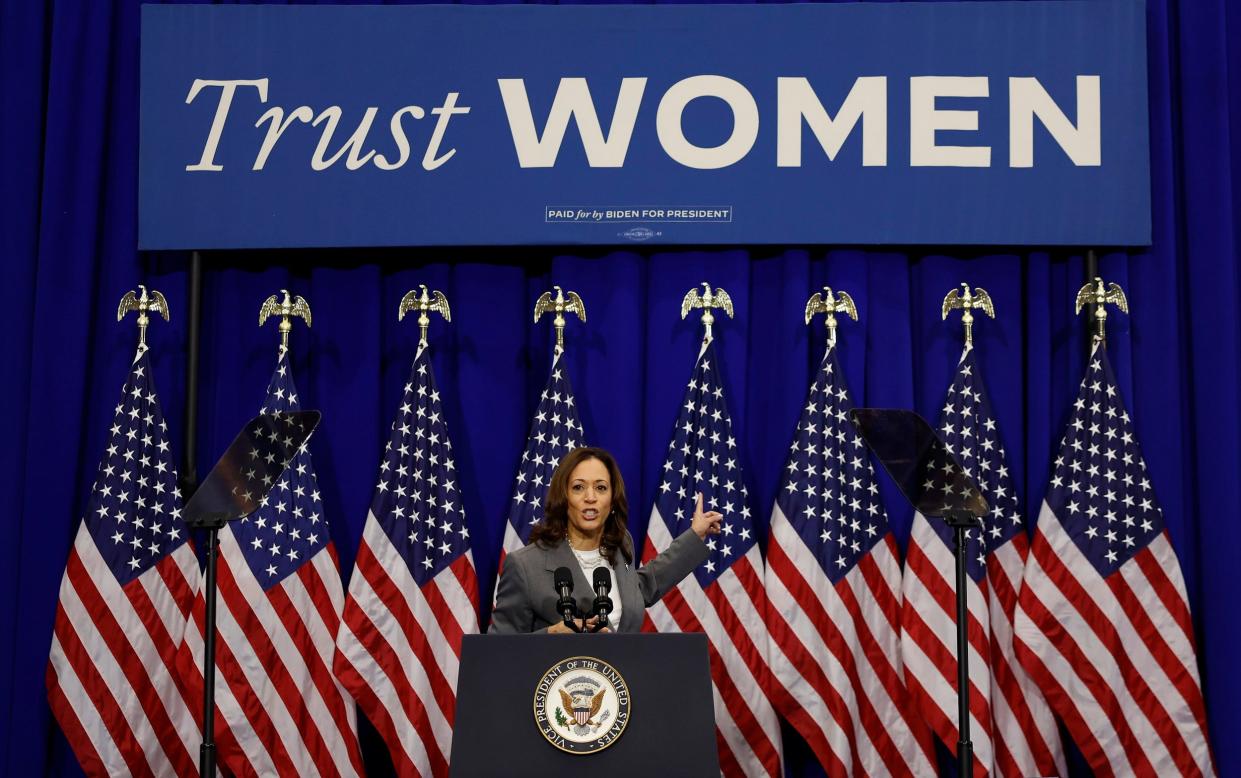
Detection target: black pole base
<box><xmin>958</xmin><ymin>740</ymin><xmax>974</xmax><ymax>777</ymax></box>
<box><xmin>952</xmin><ymin>522</ymin><xmax>975</xmax><ymax>778</ymax></box>
<box><xmin>199</xmin><ymin>743</ymin><xmax>216</xmax><ymax>776</ymax></box>
<box><xmin>199</xmin><ymin>527</ymin><xmax>220</xmax><ymax>777</ymax></box>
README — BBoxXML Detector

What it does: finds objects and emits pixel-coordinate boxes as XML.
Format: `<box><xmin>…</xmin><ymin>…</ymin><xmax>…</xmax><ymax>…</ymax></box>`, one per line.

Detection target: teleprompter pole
<box><xmin>180</xmin><ymin>250</ymin><xmax>203</xmax><ymax>499</ymax></box>
<box><xmin>184</xmin><ymin>410</ymin><xmax>318</xmax><ymax>777</ymax></box>
<box><xmin>954</xmin><ymin>525</ymin><xmax>974</xmax><ymax>776</ymax></box>
<box><xmin>848</xmin><ymin>408</ymin><xmax>986</xmax><ymax>778</ymax></box>
<box><xmin>199</xmin><ymin>519</ymin><xmax>221</xmax><ymax>776</ymax></box>
<box><xmin>179</xmin><ymin>250</ymin><xmax>211</xmax><ymax>773</ymax></box>
<box><xmin>946</xmin><ymin>513</ymin><xmax>977</xmax><ymax>778</ymax></box>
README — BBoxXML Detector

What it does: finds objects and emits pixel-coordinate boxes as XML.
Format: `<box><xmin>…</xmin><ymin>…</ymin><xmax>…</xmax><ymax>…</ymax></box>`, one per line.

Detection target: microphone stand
<box><xmin>589</xmin><ymin>569</ymin><xmax>613</xmax><ymax>632</ymax></box>
<box><xmin>552</xmin><ymin>569</ymin><xmax>613</xmax><ymax>632</ymax></box>
<box><xmin>557</xmin><ymin>584</ymin><xmax>583</xmax><ymax>632</ymax></box>
<box><xmin>587</xmin><ymin>599</ymin><xmax>612</xmax><ymax>632</ymax></box>
<box><xmin>557</xmin><ymin>597</ymin><xmax>611</xmax><ymax>633</ymax></box>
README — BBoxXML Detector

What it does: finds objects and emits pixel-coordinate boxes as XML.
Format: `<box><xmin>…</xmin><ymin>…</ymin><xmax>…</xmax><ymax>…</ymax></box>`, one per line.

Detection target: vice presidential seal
<box><xmin>532</xmin><ymin>656</ymin><xmax>631</xmax><ymax>754</ymax></box>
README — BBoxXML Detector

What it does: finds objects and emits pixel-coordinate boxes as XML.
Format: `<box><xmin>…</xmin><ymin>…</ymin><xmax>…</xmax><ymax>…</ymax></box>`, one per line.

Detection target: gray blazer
<box><xmin>489</xmin><ymin>529</ymin><xmax>710</xmax><ymax>634</ymax></box>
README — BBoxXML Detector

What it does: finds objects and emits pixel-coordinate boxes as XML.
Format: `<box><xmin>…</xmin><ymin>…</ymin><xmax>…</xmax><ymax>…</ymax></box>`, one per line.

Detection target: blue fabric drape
<box><xmin>2</xmin><ymin>1</ymin><xmax>1238</xmax><ymax>776</ymax></box>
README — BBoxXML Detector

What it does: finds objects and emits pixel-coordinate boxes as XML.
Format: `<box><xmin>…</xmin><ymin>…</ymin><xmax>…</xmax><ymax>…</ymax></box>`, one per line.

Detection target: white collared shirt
<box><xmin>570</xmin><ymin>546</ymin><xmax>622</xmax><ymax>630</ymax></box>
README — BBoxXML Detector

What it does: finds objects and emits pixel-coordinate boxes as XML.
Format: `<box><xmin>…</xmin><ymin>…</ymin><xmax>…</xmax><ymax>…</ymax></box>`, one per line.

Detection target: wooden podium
<box><xmin>450</xmin><ymin>633</ymin><xmax>719</xmax><ymax>777</ymax></box>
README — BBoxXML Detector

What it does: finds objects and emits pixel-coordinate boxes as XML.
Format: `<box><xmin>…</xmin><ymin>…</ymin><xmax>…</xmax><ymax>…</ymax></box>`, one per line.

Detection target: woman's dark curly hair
<box><xmin>529</xmin><ymin>446</ymin><xmax>632</xmax><ymax>565</ymax></box>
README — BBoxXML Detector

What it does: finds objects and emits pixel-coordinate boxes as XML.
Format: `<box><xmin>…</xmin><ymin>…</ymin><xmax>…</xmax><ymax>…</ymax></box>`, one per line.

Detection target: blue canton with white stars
<box><xmin>1046</xmin><ymin>347</ymin><xmax>1163</xmax><ymax>577</ymax></box>
<box><xmin>506</xmin><ymin>355</ymin><xmax>585</xmax><ymax>542</ymax></box>
<box><xmin>927</xmin><ymin>349</ymin><xmax>1026</xmax><ymax>582</ymax></box>
<box><xmin>775</xmin><ymin>348</ymin><xmax>888</xmax><ymax>586</ymax></box>
<box><xmin>371</xmin><ymin>348</ymin><xmax>471</xmax><ymax>586</ymax></box>
<box><xmin>86</xmin><ymin>349</ymin><xmax>186</xmax><ymax>585</ymax></box>
<box><xmin>231</xmin><ymin>354</ymin><xmax>329</xmax><ymax>589</ymax></box>
<box><xmin>655</xmin><ymin>341</ymin><xmax>755</xmax><ymax>587</ymax></box>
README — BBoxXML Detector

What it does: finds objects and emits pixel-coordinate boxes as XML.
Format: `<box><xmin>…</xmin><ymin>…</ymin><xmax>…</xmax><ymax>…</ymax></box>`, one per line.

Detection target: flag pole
<box><xmin>195</xmin><ymin>291</ymin><xmax>315</xmax><ymax>775</ymax></box>
<box><xmin>118</xmin><ymin>285</ymin><xmax>215</xmax><ymax>773</ymax></box>
<box><xmin>1084</xmin><ymin>248</ymin><xmax>1099</xmax><ymax>344</ymax></box>
<box><xmin>939</xmin><ymin>283</ymin><xmax>996</xmax><ymax>778</ymax></box>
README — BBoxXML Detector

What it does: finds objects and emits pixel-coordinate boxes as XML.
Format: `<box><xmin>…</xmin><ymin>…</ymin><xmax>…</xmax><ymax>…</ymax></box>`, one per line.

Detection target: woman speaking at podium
<box><xmin>490</xmin><ymin>446</ymin><xmax>722</xmax><ymax>634</ymax></box>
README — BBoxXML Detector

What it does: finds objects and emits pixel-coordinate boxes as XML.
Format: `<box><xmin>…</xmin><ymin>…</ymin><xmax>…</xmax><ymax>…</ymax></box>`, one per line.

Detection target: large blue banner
<box><xmin>138</xmin><ymin>2</ymin><xmax>1149</xmax><ymax>249</ymax></box>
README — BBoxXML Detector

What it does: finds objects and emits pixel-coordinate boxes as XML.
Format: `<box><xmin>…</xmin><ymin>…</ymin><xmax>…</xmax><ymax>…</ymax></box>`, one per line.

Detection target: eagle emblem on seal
<box><xmin>560</xmin><ymin>687</ymin><xmax>606</xmax><ymax>729</ymax></box>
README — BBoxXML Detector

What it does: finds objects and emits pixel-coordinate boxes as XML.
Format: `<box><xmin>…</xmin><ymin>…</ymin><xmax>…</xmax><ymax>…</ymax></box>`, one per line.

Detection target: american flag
<box><xmin>1014</xmin><ymin>345</ymin><xmax>1215</xmax><ymax>776</ymax></box>
<box><xmin>179</xmin><ymin>352</ymin><xmax>364</xmax><ymax>777</ymax></box>
<box><xmin>334</xmin><ymin>345</ymin><xmax>480</xmax><ymax>777</ymax></box>
<box><xmin>643</xmin><ymin>338</ymin><xmax>783</xmax><ymax>777</ymax></box>
<box><xmin>900</xmin><ymin>348</ymin><xmax>1064</xmax><ymax>776</ymax></box>
<box><xmin>764</xmin><ymin>345</ymin><xmax>935</xmax><ymax>777</ymax></box>
<box><xmin>47</xmin><ymin>347</ymin><xmax>200</xmax><ymax>777</ymax></box>
<box><xmin>498</xmin><ymin>352</ymin><xmax>585</xmax><ymax>560</ymax></box>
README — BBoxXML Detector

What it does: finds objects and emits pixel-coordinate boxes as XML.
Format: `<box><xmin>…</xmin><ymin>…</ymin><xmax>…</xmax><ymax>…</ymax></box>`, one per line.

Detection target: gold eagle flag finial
<box><xmin>398</xmin><ymin>285</ymin><xmax>451</xmax><ymax>347</ymax></box>
<box><xmin>117</xmin><ymin>284</ymin><xmax>170</xmax><ymax>351</ymax></box>
<box><xmin>941</xmin><ymin>283</ymin><xmax>996</xmax><ymax>349</ymax></box>
<box><xmin>1075</xmin><ymin>276</ymin><xmax>1128</xmax><ymax>346</ymax></box>
<box><xmin>258</xmin><ymin>289</ymin><xmax>312</xmax><ymax>353</ymax></box>
<box><xmin>680</xmin><ymin>282</ymin><xmax>734</xmax><ymax>341</ymax></box>
<box><xmin>533</xmin><ymin>285</ymin><xmax>586</xmax><ymax>355</ymax></box>
<box><xmin>804</xmin><ymin>286</ymin><xmax>858</xmax><ymax>348</ymax></box>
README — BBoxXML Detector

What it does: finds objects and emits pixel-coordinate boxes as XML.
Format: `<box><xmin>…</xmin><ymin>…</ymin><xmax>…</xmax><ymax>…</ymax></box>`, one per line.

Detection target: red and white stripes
<box><xmin>48</xmin><ymin>530</ymin><xmax>200</xmax><ymax>778</ymax></box>
<box><xmin>179</xmin><ymin>530</ymin><xmax>363</xmax><ymax>778</ymax></box>
<box><xmin>644</xmin><ymin>508</ymin><xmax>784</xmax><ymax>777</ymax></box>
<box><xmin>334</xmin><ymin>512</ymin><xmax>479</xmax><ymax>778</ymax></box>
<box><xmin>901</xmin><ymin>514</ymin><xmax>1065</xmax><ymax>777</ymax></box>
<box><xmin>767</xmin><ymin>504</ymin><xmax>935</xmax><ymax>777</ymax></box>
<box><xmin>1015</xmin><ymin>503</ymin><xmax>1214</xmax><ymax>777</ymax></box>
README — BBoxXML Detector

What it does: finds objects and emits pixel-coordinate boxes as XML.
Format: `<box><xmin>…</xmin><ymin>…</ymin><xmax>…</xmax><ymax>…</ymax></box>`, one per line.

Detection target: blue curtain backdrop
<box><xmin>2</xmin><ymin>0</ymin><xmax>1239</xmax><ymax>776</ymax></box>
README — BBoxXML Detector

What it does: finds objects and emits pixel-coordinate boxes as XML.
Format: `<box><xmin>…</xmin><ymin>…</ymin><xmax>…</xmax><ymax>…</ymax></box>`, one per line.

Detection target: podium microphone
<box><xmin>553</xmin><ymin>566</ymin><xmax>581</xmax><ymax>631</ymax></box>
<box><xmin>591</xmin><ymin>567</ymin><xmax>613</xmax><ymax>631</ymax></box>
